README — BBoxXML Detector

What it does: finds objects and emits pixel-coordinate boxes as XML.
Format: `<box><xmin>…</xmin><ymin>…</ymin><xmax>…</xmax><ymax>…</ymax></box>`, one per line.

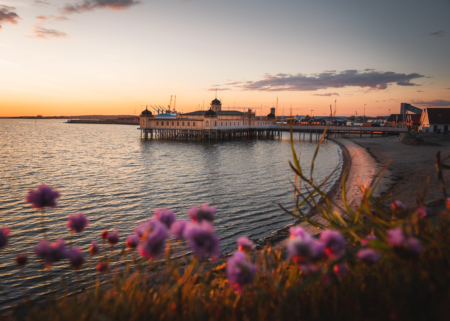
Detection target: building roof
<box><xmin>425</xmin><ymin>108</ymin><xmax>450</xmax><ymax>124</ymax></box>
<box><xmin>267</xmin><ymin>112</ymin><xmax>275</xmax><ymax>118</ymax></box>
<box><xmin>182</xmin><ymin>110</ymin><xmax>243</xmax><ymax>116</ymax></box>
<box><xmin>211</xmin><ymin>98</ymin><xmax>221</xmax><ymax>105</ymax></box>
<box><xmin>204</xmin><ymin>108</ymin><xmax>217</xmax><ymax>117</ymax></box>
<box><xmin>141</xmin><ymin>108</ymin><xmax>152</xmax><ymax>116</ymax></box>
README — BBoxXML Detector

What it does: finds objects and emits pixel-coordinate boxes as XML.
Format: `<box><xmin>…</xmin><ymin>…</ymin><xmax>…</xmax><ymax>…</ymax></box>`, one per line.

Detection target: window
<box><xmin>182</xmin><ymin>122</ymin><xmax>185</xmax><ymax>126</ymax></box>
<box><xmin>156</xmin><ymin>121</ymin><xmax>159</xmax><ymax>125</ymax></box>
<box><xmin>234</xmin><ymin>122</ymin><xmax>235</xmax><ymax>126</ymax></box>
<box><xmin>177</xmin><ymin>122</ymin><xmax>179</xmax><ymax>126</ymax></box>
<box><xmin>188</xmin><ymin>122</ymin><xmax>190</xmax><ymax>126</ymax></box>
<box><xmin>221</xmin><ymin>122</ymin><xmax>223</xmax><ymax>126</ymax></box>
<box><xmin>167</xmin><ymin>121</ymin><xmax>169</xmax><ymax>126</ymax></box>
<box><xmin>226</xmin><ymin>122</ymin><xmax>227</xmax><ymax>126</ymax></box>
<box><xmin>215</xmin><ymin>121</ymin><xmax>217</xmax><ymax>126</ymax></box>
<box><xmin>172</xmin><ymin>121</ymin><xmax>174</xmax><ymax>126</ymax></box>
<box><xmin>193</xmin><ymin>122</ymin><xmax>196</xmax><ymax>127</ymax></box>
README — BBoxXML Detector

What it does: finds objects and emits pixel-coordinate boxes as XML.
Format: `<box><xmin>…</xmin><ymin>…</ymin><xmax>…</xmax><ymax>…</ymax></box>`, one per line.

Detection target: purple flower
<box><xmin>226</xmin><ymin>251</ymin><xmax>256</xmax><ymax>292</ymax></box>
<box><xmin>361</xmin><ymin>234</ymin><xmax>377</xmax><ymax>246</ymax></box>
<box><xmin>67</xmin><ymin>213</ymin><xmax>89</xmax><ymax>233</ymax></box>
<box><xmin>153</xmin><ymin>208</ymin><xmax>176</xmax><ymax>229</ymax></box>
<box><xmin>417</xmin><ymin>207</ymin><xmax>428</xmax><ymax>218</ymax></box>
<box><xmin>138</xmin><ymin>220</ymin><xmax>169</xmax><ymax>259</ymax></box>
<box><xmin>387</xmin><ymin>228</ymin><xmax>405</xmax><ymax>247</ymax></box>
<box><xmin>237</xmin><ymin>237</ymin><xmax>255</xmax><ymax>252</ymax></box>
<box><xmin>391</xmin><ymin>200</ymin><xmax>406</xmax><ymax>211</ymax></box>
<box><xmin>289</xmin><ymin>226</ymin><xmax>311</xmax><ymax>242</ymax></box>
<box><xmin>287</xmin><ymin>237</ymin><xmax>324</xmax><ymax>264</ymax></box>
<box><xmin>25</xmin><ymin>184</ymin><xmax>60</xmax><ymax>209</ymax></box>
<box><xmin>184</xmin><ymin>221</ymin><xmax>220</xmax><ymax>260</ymax></box>
<box><xmin>357</xmin><ymin>249</ymin><xmax>382</xmax><ymax>264</ymax></box>
<box><xmin>126</xmin><ymin>234</ymin><xmax>140</xmax><ymax>249</ymax></box>
<box><xmin>405</xmin><ymin>237</ymin><xmax>423</xmax><ymax>256</ymax></box>
<box><xmin>107</xmin><ymin>230</ymin><xmax>119</xmax><ymax>245</ymax></box>
<box><xmin>187</xmin><ymin>203</ymin><xmax>216</xmax><ymax>223</ymax></box>
<box><xmin>66</xmin><ymin>247</ymin><xmax>85</xmax><ymax>269</ymax></box>
<box><xmin>0</xmin><ymin>228</ymin><xmax>10</xmax><ymax>249</ymax></box>
<box><xmin>320</xmin><ymin>229</ymin><xmax>346</xmax><ymax>259</ymax></box>
<box><xmin>34</xmin><ymin>239</ymin><xmax>67</xmax><ymax>268</ymax></box>
<box><xmin>170</xmin><ymin>220</ymin><xmax>188</xmax><ymax>240</ymax></box>
<box><xmin>15</xmin><ymin>253</ymin><xmax>28</xmax><ymax>267</ymax></box>
<box><xmin>89</xmin><ymin>241</ymin><xmax>99</xmax><ymax>255</ymax></box>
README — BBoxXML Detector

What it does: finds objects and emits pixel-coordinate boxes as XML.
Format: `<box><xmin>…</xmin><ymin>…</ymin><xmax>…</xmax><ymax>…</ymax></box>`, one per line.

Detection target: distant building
<box><xmin>387</xmin><ymin>114</ymin><xmax>405</xmax><ymax>127</ymax></box>
<box><xmin>419</xmin><ymin>108</ymin><xmax>450</xmax><ymax>133</ymax></box>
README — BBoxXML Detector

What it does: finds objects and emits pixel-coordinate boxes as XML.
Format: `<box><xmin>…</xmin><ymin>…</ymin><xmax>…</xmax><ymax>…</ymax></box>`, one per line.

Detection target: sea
<box><xmin>0</xmin><ymin>119</ymin><xmax>342</xmax><ymax>308</ymax></box>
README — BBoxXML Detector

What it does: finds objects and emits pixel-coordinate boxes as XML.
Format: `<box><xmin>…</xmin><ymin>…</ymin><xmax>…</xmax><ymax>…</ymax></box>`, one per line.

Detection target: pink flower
<box><xmin>15</xmin><ymin>253</ymin><xmax>28</xmax><ymax>267</ymax></box>
<box><xmin>67</xmin><ymin>247</ymin><xmax>85</xmax><ymax>269</ymax></box>
<box><xmin>170</xmin><ymin>220</ymin><xmax>188</xmax><ymax>240</ymax></box>
<box><xmin>0</xmin><ymin>228</ymin><xmax>10</xmax><ymax>249</ymax></box>
<box><xmin>34</xmin><ymin>239</ymin><xmax>67</xmax><ymax>268</ymax></box>
<box><xmin>417</xmin><ymin>207</ymin><xmax>427</xmax><ymax>218</ymax></box>
<box><xmin>289</xmin><ymin>226</ymin><xmax>312</xmax><ymax>242</ymax></box>
<box><xmin>361</xmin><ymin>234</ymin><xmax>377</xmax><ymax>246</ymax></box>
<box><xmin>137</xmin><ymin>220</ymin><xmax>169</xmax><ymax>259</ymax></box>
<box><xmin>25</xmin><ymin>184</ymin><xmax>60</xmax><ymax>209</ymax></box>
<box><xmin>101</xmin><ymin>230</ymin><xmax>109</xmax><ymax>240</ymax></box>
<box><xmin>67</xmin><ymin>213</ymin><xmax>89</xmax><ymax>233</ymax></box>
<box><xmin>184</xmin><ymin>221</ymin><xmax>220</xmax><ymax>260</ymax></box>
<box><xmin>387</xmin><ymin>228</ymin><xmax>405</xmax><ymax>247</ymax></box>
<box><xmin>405</xmin><ymin>237</ymin><xmax>423</xmax><ymax>256</ymax></box>
<box><xmin>320</xmin><ymin>229</ymin><xmax>346</xmax><ymax>259</ymax></box>
<box><xmin>96</xmin><ymin>262</ymin><xmax>109</xmax><ymax>273</ymax></box>
<box><xmin>126</xmin><ymin>234</ymin><xmax>140</xmax><ymax>249</ymax></box>
<box><xmin>357</xmin><ymin>249</ymin><xmax>382</xmax><ymax>264</ymax></box>
<box><xmin>226</xmin><ymin>251</ymin><xmax>256</xmax><ymax>292</ymax></box>
<box><xmin>391</xmin><ymin>200</ymin><xmax>406</xmax><ymax>211</ymax></box>
<box><xmin>187</xmin><ymin>203</ymin><xmax>216</xmax><ymax>223</ymax></box>
<box><xmin>153</xmin><ymin>208</ymin><xmax>176</xmax><ymax>229</ymax></box>
<box><xmin>287</xmin><ymin>237</ymin><xmax>324</xmax><ymax>264</ymax></box>
<box><xmin>237</xmin><ymin>237</ymin><xmax>255</xmax><ymax>252</ymax></box>
<box><xmin>89</xmin><ymin>241</ymin><xmax>99</xmax><ymax>255</ymax></box>
<box><xmin>107</xmin><ymin>230</ymin><xmax>119</xmax><ymax>245</ymax></box>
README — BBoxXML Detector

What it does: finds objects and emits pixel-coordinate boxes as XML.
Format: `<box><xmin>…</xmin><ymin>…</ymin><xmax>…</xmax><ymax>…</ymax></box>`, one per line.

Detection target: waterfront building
<box><xmin>419</xmin><ymin>108</ymin><xmax>450</xmax><ymax>133</ymax></box>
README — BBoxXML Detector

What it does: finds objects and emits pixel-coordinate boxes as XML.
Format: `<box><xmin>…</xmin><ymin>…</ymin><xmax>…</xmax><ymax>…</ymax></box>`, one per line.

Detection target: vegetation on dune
<box><xmin>1</xmin><ymin>127</ymin><xmax>450</xmax><ymax>320</ymax></box>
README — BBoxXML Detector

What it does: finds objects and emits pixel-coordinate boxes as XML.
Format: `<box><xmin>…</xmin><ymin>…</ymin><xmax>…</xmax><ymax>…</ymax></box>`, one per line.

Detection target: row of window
<box><xmin>156</xmin><ymin>121</ymin><xmax>196</xmax><ymax>127</ymax></box>
<box><xmin>142</xmin><ymin>120</ymin><xmax>272</xmax><ymax>128</ymax></box>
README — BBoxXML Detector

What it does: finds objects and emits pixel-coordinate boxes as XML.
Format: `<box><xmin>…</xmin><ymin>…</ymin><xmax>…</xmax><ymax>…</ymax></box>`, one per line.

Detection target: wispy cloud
<box><xmin>417</xmin><ymin>90</ymin><xmax>424</xmax><ymax>92</ymax></box>
<box><xmin>207</xmin><ymin>88</ymin><xmax>230</xmax><ymax>91</ymax></box>
<box><xmin>31</xmin><ymin>26</ymin><xmax>68</xmax><ymax>39</ymax></box>
<box><xmin>446</xmin><ymin>88</ymin><xmax>450</xmax><ymax>90</ymax></box>
<box><xmin>238</xmin><ymin>70</ymin><xmax>425</xmax><ymax>92</ymax></box>
<box><xmin>429</xmin><ymin>30</ymin><xmax>445</xmax><ymax>37</ymax></box>
<box><xmin>34</xmin><ymin>0</ymin><xmax>50</xmax><ymax>6</ymax></box>
<box><xmin>36</xmin><ymin>15</ymin><xmax>73</xmax><ymax>22</ymax></box>
<box><xmin>62</xmin><ymin>0</ymin><xmax>141</xmax><ymax>13</ymax></box>
<box><xmin>312</xmin><ymin>93</ymin><xmax>339</xmax><ymax>97</ymax></box>
<box><xmin>411</xmin><ymin>100</ymin><xmax>450</xmax><ymax>107</ymax></box>
<box><xmin>224</xmin><ymin>81</ymin><xmax>242</xmax><ymax>86</ymax></box>
<box><xmin>0</xmin><ymin>5</ymin><xmax>20</xmax><ymax>30</ymax></box>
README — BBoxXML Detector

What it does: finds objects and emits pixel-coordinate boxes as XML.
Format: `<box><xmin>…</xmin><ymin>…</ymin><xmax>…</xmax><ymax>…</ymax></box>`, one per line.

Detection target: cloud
<box><xmin>0</xmin><ymin>5</ymin><xmax>20</xmax><ymax>30</ymax></box>
<box><xmin>62</xmin><ymin>0</ymin><xmax>141</xmax><ymax>13</ymax></box>
<box><xmin>417</xmin><ymin>90</ymin><xmax>424</xmax><ymax>92</ymax></box>
<box><xmin>429</xmin><ymin>30</ymin><xmax>445</xmax><ymax>37</ymax></box>
<box><xmin>207</xmin><ymin>88</ymin><xmax>230</xmax><ymax>91</ymax></box>
<box><xmin>224</xmin><ymin>81</ymin><xmax>242</xmax><ymax>85</ymax></box>
<box><xmin>312</xmin><ymin>93</ymin><xmax>339</xmax><ymax>97</ymax></box>
<box><xmin>31</xmin><ymin>26</ymin><xmax>68</xmax><ymax>39</ymax></box>
<box><xmin>36</xmin><ymin>15</ymin><xmax>72</xmax><ymax>22</ymax></box>
<box><xmin>411</xmin><ymin>100</ymin><xmax>450</xmax><ymax>107</ymax></box>
<box><xmin>239</xmin><ymin>70</ymin><xmax>425</xmax><ymax>92</ymax></box>
<box><xmin>446</xmin><ymin>88</ymin><xmax>450</xmax><ymax>90</ymax></box>
<box><xmin>34</xmin><ymin>0</ymin><xmax>50</xmax><ymax>6</ymax></box>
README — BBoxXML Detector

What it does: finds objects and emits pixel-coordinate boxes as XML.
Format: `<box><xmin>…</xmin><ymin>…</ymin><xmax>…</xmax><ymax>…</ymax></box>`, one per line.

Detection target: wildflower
<box><xmin>320</xmin><ymin>229</ymin><xmax>346</xmax><ymax>259</ymax></box>
<box><xmin>405</xmin><ymin>237</ymin><xmax>423</xmax><ymax>256</ymax></box>
<box><xmin>170</xmin><ymin>220</ymin><xmax>188</xmax><ymax>240</ymax></box>
<box><xmin>34</xmin><ymin>239</ymin><xmax>67</xmax><ymax>268</ymax></box>
<box><xmin>96</xmin><ymin>262</ymin><xmax>109</xmax><ymax>273</ymax></box>
<box><xmin>226</xmin><ymin>251</ymin><xmax>256</xmax><ymax>292</ymax></box>
<box><xmin>357</xmin><ymin>249</ymin><xmax>382</xmax><ymax>264</ymax></box>
<box><xmin>67</xmin><ymin>213</ymin><xmax>89</xmax><ymax>233</ymax></box>
<box><xmin>126</xmin><ymin>234</ymin><xmax>140</xmax><ymax>249</ymax></box>
<box><xmin>237</xmin><ymin>237</ymin><xmax>255</xmax><ymax>252</ymax></box>
<box><xmin>391</xmin><ymin>200</ymin><xmax>406</xmax><ymax>211</ymax></box>
<box><xmin>361</xmin><ymin>234</ymin><xmax>377</xmax><ymax>246</ymax></box>
<box><xmin>25</xmin><ymin>184</ymin><xmax>60</xmax><ymax>209</ymax></box>
<box><xmin>89</xmin><ymin>241</ymin><xmax>99</xmax><ymax>255</ymax></box>
<box><xmin>0</xmin><ymin>228</ymin><xmax>10</xmax><ymax>249</ymax></box>
<box><xmin>67</xmin><ymin>247</ymin><xmax>85</xmax><ymax>269</ymax></box>
<box><xmin>287</xmin><ymin>237</ymin><xmax>324</xmax><ymax>264</ymax></box>
<box><xmin>289</xmin><ymin>226</ymin><xmax>311</xmax><ymax>241</ymax></box>
<box><xmin>417</xmin><ymin>207</ymin><xmax>428</xmax><ymax>218</ymax></box>
<box><xmin>153</xmin><ymin>208</ymin><xmax>176</xmax><ymax>229</ymax></box>
<box><xmin>107</xmin><ymin>230</ymin><xmax>119</xmax><ymax>245</ymax></box>
<box><xmin>184</xmin><ymin>221</ymin><xmax>220</xmax><ymax>260</ymax></box>
<box><xmin>101</xmin><ymin>230</ymin><xmax>109</xmax><ymax>240</ymax></box>
<box><xmin>298</xmin><ymin>263</ymin><xmax>320</xmax><ymax>274</ymax></box>
<box><xmin>187</xmin><ymin>203</ymin><xmax>216</xmax><ymax>223</ymax></box>
<box><xmin>333</xmin><ymin>263</ymin><xmax>348</xmax><ymax>277</ymax></box>
<box><xmin>387</xmin><ymin>228</ymin><xmax>423</xmax><ymax>258</ymax></box>
<box><xmin>138</xmin><ymin>220</ymin><xmax>169</xmax><ymax>259</ymax></box>
<box><xmin>15</xmin><ymin>253</ymin><xmax>28</xmax><ymax>267</ymax></box>
<box><xmin>387</xmin><ymin>228</ymin><xmax>405</xmax><ymax>247</ymax></box>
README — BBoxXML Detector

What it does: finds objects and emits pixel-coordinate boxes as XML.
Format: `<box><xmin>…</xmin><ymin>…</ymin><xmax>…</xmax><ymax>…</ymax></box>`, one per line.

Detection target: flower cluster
<box><xmin>226</xmin><ymin>251</ymin><xmax>256</xmax><ymax>292</ymax></box>
<box><xmin>387</xmin><ymin>228</ymin><xmax>423</xmax><ymax>259</ymax></box>
<box><xmin>25</xmin><ymin>184</ymin><xmax>60</xmax><ymax>209</ymax></box>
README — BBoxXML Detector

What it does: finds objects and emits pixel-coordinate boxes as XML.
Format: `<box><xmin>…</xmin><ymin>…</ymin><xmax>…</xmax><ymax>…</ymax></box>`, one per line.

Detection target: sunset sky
<box><xmin>0</xmin><ymin>0</ymin><xmax>449</xmax><ymax>117</ymax></box>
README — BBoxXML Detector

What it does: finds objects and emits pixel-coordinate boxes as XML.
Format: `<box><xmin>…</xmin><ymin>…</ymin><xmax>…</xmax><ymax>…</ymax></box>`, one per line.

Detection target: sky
<box><xmin>0</xmin><ymin>0</ymin><xmax>449</xmax><ymax>117</ymax></box>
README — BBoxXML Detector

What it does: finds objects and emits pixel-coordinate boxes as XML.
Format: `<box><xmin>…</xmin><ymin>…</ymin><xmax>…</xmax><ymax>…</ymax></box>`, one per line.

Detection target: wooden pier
<box><xmin>139</xmin><ymin>125</ymin><xmax>408</xmax><ymax>141</ymax></box>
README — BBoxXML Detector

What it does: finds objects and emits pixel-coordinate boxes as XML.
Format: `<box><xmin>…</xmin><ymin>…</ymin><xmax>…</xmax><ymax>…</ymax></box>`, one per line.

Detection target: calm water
<box><xmin>0</xmin><ymin>119</ymin><xmax>341</xmax><ymax>307</ymax></box>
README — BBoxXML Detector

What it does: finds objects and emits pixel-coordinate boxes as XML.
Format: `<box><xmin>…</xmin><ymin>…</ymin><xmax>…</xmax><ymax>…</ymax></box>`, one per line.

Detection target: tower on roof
<box><xmin>210</xmin><ymin>95</ymin><xmax>222</xmax><ymax>112</ymax></box>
